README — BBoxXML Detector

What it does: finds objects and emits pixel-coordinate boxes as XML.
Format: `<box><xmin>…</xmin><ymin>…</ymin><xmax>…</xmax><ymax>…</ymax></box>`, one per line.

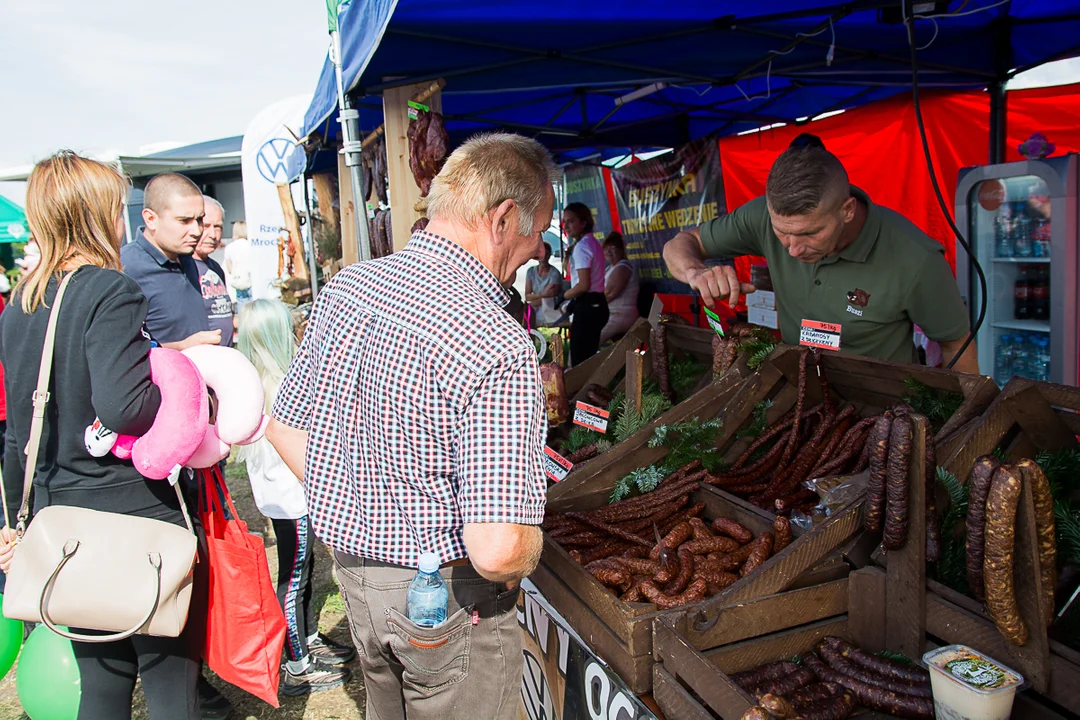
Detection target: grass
<box><xmin>0</xmin><ymin>457</ymin><xmax>366</xmax><ymax>720</ymax></box>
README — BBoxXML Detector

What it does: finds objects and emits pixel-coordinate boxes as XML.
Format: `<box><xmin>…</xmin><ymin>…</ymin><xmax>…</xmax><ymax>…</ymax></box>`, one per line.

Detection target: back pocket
<box><xmin>386</xmin><ymin>605</ymin><xmax>472</xmax><ymax>695</ymax></box>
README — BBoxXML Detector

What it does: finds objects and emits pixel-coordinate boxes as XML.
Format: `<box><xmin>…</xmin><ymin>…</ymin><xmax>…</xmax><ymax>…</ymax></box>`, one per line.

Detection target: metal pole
<box><xmin>301</xmin><ymin>175</ymin><xmax>320</xmax><ymax>300</ymax></box>
<box><xmin>331</xmin><ymin>29</ymin><xmax>373</xmax><ymax>262</ymax></box>
<box><xmin>988</xmin><ymin>80</ymin><xmax>1007</xmax><ymax>165</ymax></box>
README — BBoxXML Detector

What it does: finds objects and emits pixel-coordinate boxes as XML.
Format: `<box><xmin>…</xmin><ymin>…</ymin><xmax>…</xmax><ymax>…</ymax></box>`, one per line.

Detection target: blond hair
<box><xmin>426</xmin><ymin>133</ymin><xmax>557</xmax><ymax>236</ymax></box>
<box><xmin>17</xmin><ymin>151</ymin><xmax>129</xmax><ymax>313</ymax></box>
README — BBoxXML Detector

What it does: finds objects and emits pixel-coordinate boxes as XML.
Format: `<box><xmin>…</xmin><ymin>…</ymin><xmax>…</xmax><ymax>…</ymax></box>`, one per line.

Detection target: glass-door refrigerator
<box><xmin>955</xmin><ymin>155</ymin><xmax>1079</xmax><ymax>387</ymax></box>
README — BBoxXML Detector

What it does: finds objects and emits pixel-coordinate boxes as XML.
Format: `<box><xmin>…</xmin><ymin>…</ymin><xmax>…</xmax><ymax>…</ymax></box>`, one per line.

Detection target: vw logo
<box><xmin>256</xmin><ymin>137</ymin><xmax>307</xmax><ymax>184</ymax></box>
<box><xmin>6</xmin><ymin>223</ymin><xmax>25</xmax><ymax>240</ymax></box>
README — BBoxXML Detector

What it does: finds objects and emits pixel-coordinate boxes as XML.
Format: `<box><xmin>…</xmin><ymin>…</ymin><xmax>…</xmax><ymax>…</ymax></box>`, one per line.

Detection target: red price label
<box><xmin>573</xmin><ymin>401</ymin><xmax>610</xmax><ymax>433</ymax></box>
<box><xmin>543</xmin><ymin>446</ymin><xmax>573</xmax><ymax>482</ymax></box>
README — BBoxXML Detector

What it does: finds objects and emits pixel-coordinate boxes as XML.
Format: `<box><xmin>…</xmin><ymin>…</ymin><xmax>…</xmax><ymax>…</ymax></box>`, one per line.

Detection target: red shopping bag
<box><xmin>199</xmin><ymin>466</ymin><xmax>286</xmax><ymax>707</ymax></box>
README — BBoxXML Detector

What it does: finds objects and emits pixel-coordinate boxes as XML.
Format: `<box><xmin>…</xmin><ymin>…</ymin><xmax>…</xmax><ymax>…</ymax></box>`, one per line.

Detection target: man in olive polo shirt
<box><xmin>663</xmin><ymin>143</ymin><xmax>978</xmax><ymax>372</ymax></box>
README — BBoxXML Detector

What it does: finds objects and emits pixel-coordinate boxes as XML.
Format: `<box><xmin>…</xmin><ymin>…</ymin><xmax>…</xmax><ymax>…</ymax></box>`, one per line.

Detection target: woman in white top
<box><xmin>600</xmin><ymin>232</ymin><xmax>640</xmax><ymax>342</ymax></box>
<box><xmin>524</xmin><ymin>241</ymin><xmax>564</xmax><ymax>326</ymax></box>
<box><xmin>237</xmin><ymin>300</ymin><xmax>354</xmax><ymax>695</ymax></box>
<box><xmin>562</xmin><ymin>203</ymin><xmax>608</xmax><ymax>366</ymax></box>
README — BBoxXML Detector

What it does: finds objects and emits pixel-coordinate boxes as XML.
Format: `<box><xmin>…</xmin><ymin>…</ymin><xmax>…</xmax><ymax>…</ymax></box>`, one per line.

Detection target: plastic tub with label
<box><xmin>922</xmin><ymin>645</ymin><xmax>1024</xmax><ymax>720</ymax></box>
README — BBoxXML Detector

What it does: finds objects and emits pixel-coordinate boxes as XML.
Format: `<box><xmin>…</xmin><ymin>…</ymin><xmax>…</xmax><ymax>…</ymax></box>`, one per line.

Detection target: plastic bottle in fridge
<box><xmin>1014</xmin><ymin>266</ymin><xmax>1031</xmax><ymax>320</ymax></box>
<box><xmin>407</xmin><ymin>552</ymin><xmax>449</xmax><ymax>627</ymax></box>
<box><xmin>995</xmin><ymin>335</ymin><xmax>1014</xmax><ymax>387</ymax></box>
<box><xmin>1011</xmin><ymin>334</ymin><xmax>1032</xmax><ymax>380</ymax></box>
<box><xmin>1012</xmin><ymin>203</ymin><xmax>1033</xmax><ymax>258</ymax></box>
<box><xmin>1034</xmin><ymin>337</ymin><xmax>1051</xmax><ymax>383</ymax></box>
<box><xmin>995</xmin><ymin>214</ymin><xmax>1013</xmax><ymax>258</ymax></box>
<box><xmin>1032</xmin><ymin>218</ymin><xmax>1051</xmax><ymax>258</ymax></box>
<box><xmin>1032</xmin><ymin>265</ymin><xmax>1049</xmax><ymax>322</ymax></box>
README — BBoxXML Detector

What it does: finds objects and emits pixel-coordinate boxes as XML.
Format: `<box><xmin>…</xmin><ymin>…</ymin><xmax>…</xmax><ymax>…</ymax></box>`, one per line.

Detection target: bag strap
<box><xmin>6</xmin><ymin>270</ymin><xmax>191</xmax><ymax>536</ymax></box>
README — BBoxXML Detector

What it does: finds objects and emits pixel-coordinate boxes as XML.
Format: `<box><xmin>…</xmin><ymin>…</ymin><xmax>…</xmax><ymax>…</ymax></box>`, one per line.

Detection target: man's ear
<box><xmin>490</xmin><ymin>199</ymin><xmax>518</xmax><ymax>245</ymax></box>
<box><xmin>841</xmin><ymin>196</ymin><xmax>857</xmax><ymax>224</ymax></box>
<box><xmin>142</xmin><ymin>207</ymin><xmax>156</xmax><ymax>231</ymax></box>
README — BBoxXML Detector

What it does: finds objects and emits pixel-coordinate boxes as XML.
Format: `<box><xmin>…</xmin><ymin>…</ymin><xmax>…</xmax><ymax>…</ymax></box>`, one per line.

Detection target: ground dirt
<box><xmin>0</xmin><ymin>461</ymin><xmax>366</xmax><ymax>720</ymax></box>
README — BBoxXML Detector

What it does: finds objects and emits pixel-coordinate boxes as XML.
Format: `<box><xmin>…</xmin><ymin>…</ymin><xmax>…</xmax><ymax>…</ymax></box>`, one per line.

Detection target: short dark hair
<box><xmin>564</xmin><ymin>202</ymin><xmax>594</xmax><ymax>233</ymax></box>
<box><xmin>765</xmin><ymin>146</ymin><xmax>849</xmax><ymax>216</ymax></box>
<box><xmin>602</xmin><ymin>231</ymin><xmax>625</xmax><ymax>252</ymax></box>
<box><xmin>788</xmin><ymin>133</ymin><xmax>826</xmax><ymax>151</ymax></box>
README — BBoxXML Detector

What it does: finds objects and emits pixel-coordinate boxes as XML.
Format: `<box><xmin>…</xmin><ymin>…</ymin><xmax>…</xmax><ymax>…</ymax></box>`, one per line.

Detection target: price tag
<box><xmin>573</xmin><ymin>401</ymin><xmax>610</xmax><ymax>433</ymax></box>
<box><xmin>799</xmin><ymin>319</ymin><xmax>842</xmax><ymax>351</ymax></box>
<box><xmin>703</xmin><ymin>306</ymin><xmax>726</xmax><ymax>338</ymax></box>
<box><xmin>407</xmin><ymin>100</ymin><xmax>430</xmax><ymax>120</ymax></box>
<box><xmin>543</xmin><ymin>446</ymin><xmax>574</xmax><ymax>482</ymax></box>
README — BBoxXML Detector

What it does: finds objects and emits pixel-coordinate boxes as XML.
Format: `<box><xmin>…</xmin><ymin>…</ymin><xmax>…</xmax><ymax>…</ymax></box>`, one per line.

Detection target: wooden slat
<box><xmin>886</xmin><ymin>414</ymin><xmax>928</xmax><ymax>660</ymax></box>
<box><xmin>337</xmin><ymin>151</ymin><xmax>358</xmax><ymax>265</ymax></box>
<box><xmin>652</xmin><ymin>665</ymin><xmax>716</xmax><ymax>720</ymax></box>
<box><xmin>564</xmin><ymin>343</ymin><xmax>614</xmax><ymax>397</ymax></box>
<box><xmin>654</xmin><ymin>616</ymin><xmax>753</xmax><ymax>718</ymax></box>
<box><xmin>569</xmin><ymin>319</ymin><xmax>652</xmax><ymax>405</ymax></box>
<box><xmin>848</xmin><ymin>567</ymin><xmax>887</xmax><ymax>653</ymax></box>
<box><xmin>627</xmin><ymin>350</ymin><xmax>645</xmax><ymax>414</ymax></box>
<box><xmin>703</xmin><ymin>616</ymin><xmax>850</xmax><ymax>673</ymax></box>
<box><xmin>1004</xmin><ymin>385</ymin><xmax>1079</xmax><ymax>453</ymax></box>
<box><xmin>1008</xmin><ymin>462</ymin><xmax>1053</xmax><ymax>692</ymax></box>
<box><xmin>682</xmin><ymin>579</ymin><xmax>848</xmax><ymax>649</ymax></box>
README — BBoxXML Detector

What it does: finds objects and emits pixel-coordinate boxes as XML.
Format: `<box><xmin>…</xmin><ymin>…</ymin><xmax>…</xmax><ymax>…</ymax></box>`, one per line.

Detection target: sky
<box><xmin>1</xmin><ymin>3</ymin><xmax>1079</xmax><ymax>209</ymax></box>
<box><xmin>0</xmin><ymin>0</ymin><xmax>331</xmax><ymax>204</ymax></box>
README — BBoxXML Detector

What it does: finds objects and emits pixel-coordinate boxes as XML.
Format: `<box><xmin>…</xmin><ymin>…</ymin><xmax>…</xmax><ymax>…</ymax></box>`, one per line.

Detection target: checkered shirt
<box><xmin>272</xmin><ymin>231</ymin><xmax>548</xmax><ymax>568</ymax></box>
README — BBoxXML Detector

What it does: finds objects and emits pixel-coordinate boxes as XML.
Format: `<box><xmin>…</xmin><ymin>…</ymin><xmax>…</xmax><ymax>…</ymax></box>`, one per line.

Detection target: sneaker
<box><xmin>309</xmin><ymin>633</ymin><xmax>356</xmax><ymax>666</ymax></box>
<box><xmin>197</xmin><ymin>675</ymin><xmax>233</xmax><ymax>720</ymax></box>
<box><xmin>281</xmin><ymin>659</ymin><xmax>350</xmax><ymax>696</ymax></box>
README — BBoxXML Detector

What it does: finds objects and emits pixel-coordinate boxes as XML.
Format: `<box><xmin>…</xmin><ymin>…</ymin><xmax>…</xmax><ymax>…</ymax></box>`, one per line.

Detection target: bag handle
<box><xmin>2</xmin><ymin>270</ymin><xmax>190</xmax><ymax>536</ymax></box>
<box><xmin>37</xmin><ymin>539</ymin><xmax>164</xmax><ymax>643</ymax></box>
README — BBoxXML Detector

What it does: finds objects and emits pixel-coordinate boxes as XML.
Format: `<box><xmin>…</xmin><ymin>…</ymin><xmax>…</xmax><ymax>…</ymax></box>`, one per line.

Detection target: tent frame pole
<box><xmin>331</xmin><ymin>29</ymin><xmax>372</xmax><ymax>262</ymax></box>
<box><xmin>988</xmin><ymin>81</ymin><xmax>1007</xmax><ymax>165</ymax></box>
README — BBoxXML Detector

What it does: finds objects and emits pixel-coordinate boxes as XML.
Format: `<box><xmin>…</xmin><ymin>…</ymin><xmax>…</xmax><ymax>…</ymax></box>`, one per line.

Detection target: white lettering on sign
<box><xmin>543</xmin><ymin>446</ymin><xmax>574</xmax><ymax>482</ymax></box>
<box><xmin>586</xmin><ymin>660</ymin><xmax>640</xmax><ymax>720</ymax></box>
<box><xmin>799</xmin><ymin>319</ymin><xmax>841</xmax><ymax>351</ymax></box>
<box><xmin>573</xmin><ymin>402</ymin><xmax>610</xmax><ymax>434</ymax></box>
<box><xmin>846</xmin><ymin>305</ymin><xmax>864</xmax><ymax>317</ymax></box>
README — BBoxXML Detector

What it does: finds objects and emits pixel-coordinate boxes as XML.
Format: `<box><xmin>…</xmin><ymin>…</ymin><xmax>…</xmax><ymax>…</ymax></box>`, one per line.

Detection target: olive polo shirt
<box><xmin>699</xmin><ymin>187</ymin><xmax>969</xmax><ymax>363</ymax></box>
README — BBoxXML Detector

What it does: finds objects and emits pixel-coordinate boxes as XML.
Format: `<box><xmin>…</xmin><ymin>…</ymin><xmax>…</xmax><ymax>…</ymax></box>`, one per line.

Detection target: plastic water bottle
<box><xmin>995</xmin><ymin>215</ymin><xmax>1013</xmax><ymax>258</ymax></box>
<box><xmin>1012</xmin><ymin>334</ymin><xmax>1032</xmax><ymax>380</ymax></box>
<box><xmin>995</xmin><ymin>335</ymin><xmax>1014</xmax><ymax>387</ymax></box>
<box><xmin>407</xmin><ymin>552</ymin><xmax>449</xmax><ymax>627</ymax></box>
<box><xmin>1012</xmin><ymin>204</ymin><xmax>1033</xmax><ymax>258</ymax></box>
<box><xmin>1034</xmin><ymin>337</ymin><xmax>1051</xmax><ymax>382</ymax></box>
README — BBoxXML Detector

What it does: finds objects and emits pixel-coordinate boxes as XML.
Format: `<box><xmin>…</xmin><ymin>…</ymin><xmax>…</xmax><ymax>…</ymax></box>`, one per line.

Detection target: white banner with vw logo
<box><xmin>241</xmin><ymin>94</ymin><xmax>312</xmax><ymax>299</ymax></box>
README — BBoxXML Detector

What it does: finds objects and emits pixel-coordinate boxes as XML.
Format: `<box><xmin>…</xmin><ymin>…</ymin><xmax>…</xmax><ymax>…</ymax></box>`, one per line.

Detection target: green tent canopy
<box><xmin>0</xmin><ymin>196</ymin><xmax>29</xmax><ymax>244</ymax></box>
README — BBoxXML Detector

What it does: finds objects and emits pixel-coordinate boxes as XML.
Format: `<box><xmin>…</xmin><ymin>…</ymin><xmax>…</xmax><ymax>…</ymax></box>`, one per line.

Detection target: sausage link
<box><xmin>775</xmin><ymin>489</ymin><xmax>818</xmax><ymax>516</ymax></box>
<box><xmin>789</xmin><ymin>681</ymin><xmax>841</xmax><ymax>710</ymax></box>
<box><xmin>658</xmin><ymin>503</ymin><xmax>705</xmax><ymax>536</ymax></box>
<box><xmin>883</xmin><ymin>414</ymin><xmax>913</xmax><ymax>550</ymax></box>
<box><xmin>796</xmin><ymin>688</ymin><xmax>856</xmax><ymax>720</ymax></box>
<box><xmin>774</xmin><ymin>516</ymin><xmax>793</xmax><ymax>552</ymax></box>
<box><xmin>711</xmin><ymin>517</ymin><xmax>755</xmax><ymax>544</ymax></box>
<box><xmin>650</xmin><ymin>521</ymin><xmax>694</xmax><ymax>561</ymax></box>
<box><xmin>709</xmin><ymin>543</ymin><xmax>756</xmax><ymax>571</ymax></box>
<box><xmin>619</xmin><ymin>579</ymin><xmax>646</xmax><ymax>603</ymax></box>
<box><xmin>580</xmin><ymin>540</ymin><xmax>626</xmax><ymax>564</ymax></box>
<box><xmin>966</xmin><ymin>455</ymin><xmax>1001</xmax><ymax>601</ymax></box>
<box><xmin>924</xmin><ymin>425</ymin><xmax>942</xmax><ymax>563</ymax></box>
<box><xmin>741</xmin><ymin>532</ymin><xmax>774</xmax><ymax>577</ymax></box>
<box><xmin>730</xmin><ymin>660</ymin><xmax>801</xmax><ymax>689</ymax></box>
<box><xmin>1017</xmin><ymin>458</ymin><xmax>1057</xmax><ymax>626</ymax></box>
<box><xmin>802</xmin><ymin>653</ymin><xmax>934</xmax><ymax>720</ymax></box>
<box><xmin>568</xmin><ymin>549</ymin><xmax>584</xmax><ymax>564</ymax></box>
<box><xmin>818</xmin><ymin>642</ymin><xmax>932</xmax><ymax>697</ymax></box>
<box><xmin>587</xmin><ymin>567</ymin><xmax>632</xmax><ymax>592</ymax></box>
<box><xmin>617</xmin><ymin>557</ymin><xmax>661</xmax><ymax>575</ymax></box>
<box><xmin>759</xmin><ymin>694</ymin><xmax>796</xmax><ymax>718</ymax></box>
<box><xmin>864</xmin><ymin>413</ymin><xmax>894</xmax><ymax>532</ymax></box>
<box><xmin>688</xmin><ymin>517</ymin><xmax>714</xmax><ymax>541</ymax></box>
<box><xmin>809</xmin><ymin>413</ymin><xmax>856</xmax><ymax>478</ymax></box>
<box><xmin>752</xmin><ymin>667</ymin><xmax>816</xmax><ymax>697</ymax></box>
<box><xmin>640</xmin><ymin>577</ymin><xmax>707</xmax><ymax>609</ymax></box>
<box><xmin>565</xmin><ymin>511</ymin><xmax>653</xmax><ymax>548</ymax></box>
<box><xmin>821</xmin><ymin>637</ymin><xmax>930</xmax><ymax>684</ymax></box>
<box><xmin>663</xmin><ymin>546</ymin><xmax>696</xmax><ymax>594</ymax></box>
<box><xmin>683</xmin><ymin>536</ymin><xmax>741</xmax><ymax>555</ymax></box>
<box><xmin>778</xmin><ymin>349</ymin><xmax>811</xmax><ymax>471</ymax></box>
<box><xmin>984</xmin><ymin>465</ymin><xmax>1028</xmax><ymax>646</ymax></box>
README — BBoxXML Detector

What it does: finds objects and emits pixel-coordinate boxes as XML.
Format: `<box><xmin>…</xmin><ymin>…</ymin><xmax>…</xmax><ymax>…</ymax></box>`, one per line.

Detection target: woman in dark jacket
<box><xmin>0</xmin><ymin>151</ymin><xmax>200</xmax><ymax>719</ymax></box>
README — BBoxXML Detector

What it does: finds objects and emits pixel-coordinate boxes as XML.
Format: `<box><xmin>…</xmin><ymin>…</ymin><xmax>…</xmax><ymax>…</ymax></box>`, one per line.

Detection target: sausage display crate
<box><xmin>534</xmin><ymin>484</ymin><xmax>863</xmax><ymax>694</ymax></box>
<box><xmin>548</xmin><ymin>321</ymin><xmax>757</xmax><ymax>506</ymax></box>
<box><xmin>695</xmin><ymin>346</ymin><xmax>998</xmax><ymax>520</ymax></box>
<box><xmin>918</xmin><ymin>377</ymin><xmax>1080</xmax><ymax>712</ymax></box>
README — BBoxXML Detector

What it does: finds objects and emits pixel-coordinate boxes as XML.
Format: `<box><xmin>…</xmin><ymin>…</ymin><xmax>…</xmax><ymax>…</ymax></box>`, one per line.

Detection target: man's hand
<box><xmin>686</xmin><ymin>265</ymin><xmax>757</xmax><ymax>309</ymax></box>
<box><xmin>163</xmin><ymin>329</ymin><xmax>222</xmax><ymax>351</ymax></box>
<box><xmin>0</xmin><ymin>526</ymin><xmax>18</xmax><ymax>573</ymax></box>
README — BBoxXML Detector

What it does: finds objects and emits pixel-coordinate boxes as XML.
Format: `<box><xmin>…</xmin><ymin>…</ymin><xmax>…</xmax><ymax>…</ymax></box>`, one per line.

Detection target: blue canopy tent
<box><xmin>301</xmin><ymin>0</ymin><xmax>1080</xmax><ymax>163</ymax></box>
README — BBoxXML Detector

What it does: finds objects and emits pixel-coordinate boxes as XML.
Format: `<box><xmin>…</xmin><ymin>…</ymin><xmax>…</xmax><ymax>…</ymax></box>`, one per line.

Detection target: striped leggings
<box><xmin>272</xmin><ymin>516</ymin><xmax>316</xmax><ymax>663</ymax></box>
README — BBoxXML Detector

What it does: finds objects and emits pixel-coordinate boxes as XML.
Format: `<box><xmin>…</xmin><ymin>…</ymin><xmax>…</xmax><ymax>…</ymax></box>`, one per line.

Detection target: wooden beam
<box><xmin>383</xmin><ymin>81</ymin><xmax>442</xmax><ymax>252</ymax></box>
<box><xmin>626</xmin><ymin>350</ymin><xmax>645</xmax><ymax>414</ymax></box>
<box><xmin>275</xmin><ymin>183</ymin><xmax>308</xmax><ymax>284</ymax></box>
<box><xmin>337</xmin><ymin>151</ymin><xmax>358</xmax><ymax>266</ymax></box>
<box><xmin>885</xmin><ymin>414</ymin><xmax>928</xmax><ymax>660</ymax></box>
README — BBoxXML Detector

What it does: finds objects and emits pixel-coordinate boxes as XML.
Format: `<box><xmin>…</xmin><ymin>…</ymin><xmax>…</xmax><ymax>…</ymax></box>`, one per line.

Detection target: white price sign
<box><xmin>543</xmin><ymin>446</ymin><xmax>574</xmax><ymax>482</ymax></box>
<box><xmin>573</xmin><ymin>401</ymin><xmax>610</xmax><ymax>434</ymax></box>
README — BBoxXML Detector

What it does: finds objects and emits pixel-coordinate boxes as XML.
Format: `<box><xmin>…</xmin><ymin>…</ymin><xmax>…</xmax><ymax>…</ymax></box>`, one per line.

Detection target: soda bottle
<box><xmin>1014</xmin><ymin>266</ymin><xmax>1030</xmax><ymax>320</ymax></box>
<box><xmin>1012</xmin><ymin>203</ymin><xmax>1033</xmax><ymax>258</ymax></box>
<box><xmin>1032</xmin><ymin>266</ymin><xmax>1049</xmax><ymax>322</ymax></box>
<box><xmin>407</xmin><ymin>552</ymin><xmax>449</xmax><ymax>627</ymax></box>
<box><xmin>995</xmin><ymin>335</ymin><xmax>1014</xmax><ymax>388</ymax></box>
<box><xmin>1032</xmin><ymin>218</ymin><xmax>1051</xmax><ymax>258</ymax></box>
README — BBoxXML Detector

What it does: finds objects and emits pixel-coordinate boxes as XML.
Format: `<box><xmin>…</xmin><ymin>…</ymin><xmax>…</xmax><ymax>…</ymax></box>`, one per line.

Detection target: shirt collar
<box><xmin>406</xmin><ymin>230</ymin><xmax>510</xmax><ymax>307</ymax></box>
<box><xmin>135</xmin><ymin>228</ymin><xmax>180</xmax><ymax>268</ymax></box>
<box><xmin>834</xmin><ymin>186</ymin><xmax>881</xmax><ymax>264</ymax></box>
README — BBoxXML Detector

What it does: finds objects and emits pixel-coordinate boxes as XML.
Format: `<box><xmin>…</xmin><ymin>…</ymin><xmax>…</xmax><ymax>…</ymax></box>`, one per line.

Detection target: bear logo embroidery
<box><xmin>847</xmin><ymin>288</ymin><xmax>871</xmax><ymax>308</ymax></box>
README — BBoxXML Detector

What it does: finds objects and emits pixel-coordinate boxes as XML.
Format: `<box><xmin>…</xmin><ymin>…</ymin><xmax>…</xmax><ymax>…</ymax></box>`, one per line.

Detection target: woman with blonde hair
<box><xmin>0</xmin><ymin>151</ymin><xmax>202</xmax><ymax>718</ymax></box>
<box><xmin>237</xmin><ymin>299</ymin><xmax>353</xmax><ymax>696</ymax></box>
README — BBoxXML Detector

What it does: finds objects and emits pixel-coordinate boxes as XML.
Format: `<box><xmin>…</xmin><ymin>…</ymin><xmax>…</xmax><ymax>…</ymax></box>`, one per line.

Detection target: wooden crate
<box><xmin>697</xmin><ymin>345</ymin><xmax>998</xmax><ymax>516</ymax></box>
<box><xmin>563</xmin><ymin>318</ymin><xmax>653</xmax><ymax>400</ymax></box>
<box><xmin>922</xmin><ymin>377</ymin><xmax>1080</xmax><ymax>709</ymax></box>
<box><xmin>653</xmin><ymin>566</ymin><xmax>1072</xmax><ymax>720</ymax></box>
<box><xmin>532</xmin><ymin>485</ymin><xmax>863</xmax><ymax>694</ymax></box>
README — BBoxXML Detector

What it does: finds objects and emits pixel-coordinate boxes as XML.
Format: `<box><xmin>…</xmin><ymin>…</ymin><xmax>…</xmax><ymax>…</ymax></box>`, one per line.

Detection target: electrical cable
<box><xmin>904</xmin><ymin>5</ymin><xmax>988</xmax><ymax>370</ymax></box>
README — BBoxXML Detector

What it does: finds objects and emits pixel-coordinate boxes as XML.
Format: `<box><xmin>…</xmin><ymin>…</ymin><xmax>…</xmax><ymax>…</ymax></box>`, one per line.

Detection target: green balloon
<box><xmin>0</xmin><ymin>594</ymin><xmax>23</xmax><ymax>680</ymax></box>
<box><xmin>17</xmin><ymin>625</ymin><xmax>81</xmax><ymax>720</ymax></box>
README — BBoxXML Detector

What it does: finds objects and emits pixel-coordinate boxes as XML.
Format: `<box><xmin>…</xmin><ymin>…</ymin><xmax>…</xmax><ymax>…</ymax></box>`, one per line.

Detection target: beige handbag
<box><xmin>1</xmin><ymin>272</ymin><xmax>199</xmax><ymax>643</ymax></box>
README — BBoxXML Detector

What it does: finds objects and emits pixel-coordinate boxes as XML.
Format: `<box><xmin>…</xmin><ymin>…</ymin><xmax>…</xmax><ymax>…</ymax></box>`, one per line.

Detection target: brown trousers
<box><xmin>335</xmin><ymin>552</ymin><xmax>522</xmax><ymax>720</ymax></box>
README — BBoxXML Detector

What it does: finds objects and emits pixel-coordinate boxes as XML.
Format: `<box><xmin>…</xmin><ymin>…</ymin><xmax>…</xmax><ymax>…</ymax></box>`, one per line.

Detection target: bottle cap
<box><xmin>418</xmin><ymin>552</ymin><xmax>440</xmax><ymax>574</ymax></box>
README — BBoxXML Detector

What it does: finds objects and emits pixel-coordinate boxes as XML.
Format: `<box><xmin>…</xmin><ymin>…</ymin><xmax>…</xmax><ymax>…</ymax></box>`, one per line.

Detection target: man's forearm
<box><xmin>663</xmin><ymin>231</ymin><xmax>709</xmax><ymax>283</ymax></box>
<box><xmin>266</xmin><ymin>418</ymin><xmax>309</xmax><ymax>482</ymax></box>
<box><xmin>940</xmin><ymin>337</ymin><xmax>979</xmax><ymax>374</ymax></box>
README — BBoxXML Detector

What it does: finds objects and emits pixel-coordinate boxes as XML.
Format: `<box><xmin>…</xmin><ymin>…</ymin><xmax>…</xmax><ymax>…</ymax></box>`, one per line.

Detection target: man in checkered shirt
<box><xmin>267</xmin><ymin>133</ymin><xmax>554</xmax><ymax>719</ymax></box>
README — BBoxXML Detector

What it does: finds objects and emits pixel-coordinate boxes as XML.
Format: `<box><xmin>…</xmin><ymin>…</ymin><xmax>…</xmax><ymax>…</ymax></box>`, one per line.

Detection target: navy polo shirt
<box><xmin>120</xmin><ymin>229</ymin><xmax>210</xmax><ymax>344</ymax></box>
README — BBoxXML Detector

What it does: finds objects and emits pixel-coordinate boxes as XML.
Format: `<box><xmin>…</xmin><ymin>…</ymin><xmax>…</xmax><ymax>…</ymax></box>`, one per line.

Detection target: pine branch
<box><xmin>902</xmin><ymin>377</ymin><xmax>964</xmax><ymax>434</ymax></box>
<box><xmin>670</xmin><ymin>355</ymin><xmax>707</xmax><ymax>398</ymax></box>
<box><xmin>736</xmin><ymin>330</ymin><xmax>779</xmax><ymax>371</ymax></box>
<box><xmin>736</xmin><ymin>400</ymin><xmax>774</xmax><ymax>439</ymax></box>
